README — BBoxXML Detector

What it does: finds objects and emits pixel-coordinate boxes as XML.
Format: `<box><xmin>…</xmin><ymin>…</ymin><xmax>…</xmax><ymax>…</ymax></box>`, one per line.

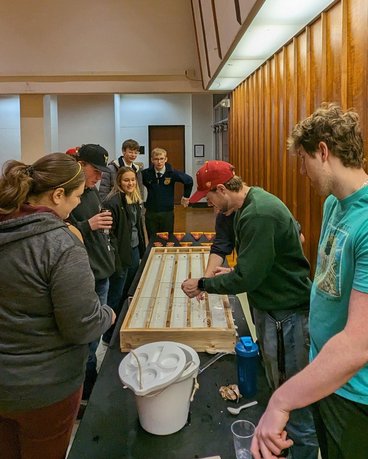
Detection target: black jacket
<box><xmin>102</xmin><ymin>192</ymin><xmax>146</xmax><ymax>272</ymax></box>
<box><xmin>211</xmin><ymin>212</ymin><xmax>235</xmax><ymax>260</ymax></box>
<box><xmin>69</xmin><ymin>187</ymin><xmax>115</xmax><ymax>280</ymax></box>
<box><xmin>142</xmin><ymin>163</ymin><xmax>193</xmax><ymax>212</ymax></box>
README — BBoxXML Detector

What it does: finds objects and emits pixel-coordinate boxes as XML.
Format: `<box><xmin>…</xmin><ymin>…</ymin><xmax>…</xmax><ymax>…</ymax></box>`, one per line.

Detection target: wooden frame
<box><xmin>120</xmin><ymin>246</ymin><xmax>236</xmax><ymax>353</ymax></box>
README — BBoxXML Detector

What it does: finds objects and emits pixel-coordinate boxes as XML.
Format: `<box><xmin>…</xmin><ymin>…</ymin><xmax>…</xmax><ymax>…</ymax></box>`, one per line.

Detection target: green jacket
<box><xmin>205</xmin><ymin>187</ymin><xmax>311</xmax><ymax>311</ymax></box>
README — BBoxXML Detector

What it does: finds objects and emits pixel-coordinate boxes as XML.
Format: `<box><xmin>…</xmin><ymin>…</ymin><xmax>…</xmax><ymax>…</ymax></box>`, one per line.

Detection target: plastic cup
<box><xmin>231</xmin><ymin>419</ymin><xmax>255</xmax><ymax>459</ymax></box>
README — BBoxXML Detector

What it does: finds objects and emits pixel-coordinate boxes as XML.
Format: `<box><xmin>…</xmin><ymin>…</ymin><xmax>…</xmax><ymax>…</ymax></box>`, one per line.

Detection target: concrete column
<box><xmin>44</xmin><ymin>95</ymin><xmax>59</xmax><ymax>153</ymax></box>
<box><xmin>20</xmin><ymin>95</ymin><xmax>45</xmax><ymax>164</ymax></box>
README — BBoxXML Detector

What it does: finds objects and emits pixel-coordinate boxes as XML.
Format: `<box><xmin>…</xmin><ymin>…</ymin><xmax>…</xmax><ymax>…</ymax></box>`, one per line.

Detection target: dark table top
<box><xmin>68</xmin><ymin>235</ymin><xmax>271</xmax><ymax>459</ymax></box>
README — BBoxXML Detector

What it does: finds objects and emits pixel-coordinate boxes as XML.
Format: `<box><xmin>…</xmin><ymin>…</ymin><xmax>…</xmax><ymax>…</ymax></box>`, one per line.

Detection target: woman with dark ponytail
<box><xmin>0</xmin><ymin>153</ymin><xmax>115</xmax><ymax>459</ymax></box>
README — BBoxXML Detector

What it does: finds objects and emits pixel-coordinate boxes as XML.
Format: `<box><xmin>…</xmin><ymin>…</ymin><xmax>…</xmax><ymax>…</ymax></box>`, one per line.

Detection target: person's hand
<box><xmin>181</xmin><ymin>278</ymin><xmax>201</xmax><ymax>298</ymax></box>
<box><xmin>110</xmin><ymin>310</ymin><xmax>117</xmax><ymax>325</ymax></box>
<box><xmin>196</xmin><ymin>291</ymin><xmax>205</xmax><ymax>301</ymax></box>
<box><xmin>181</xmin><ymin>197</ymin><xmax>190</xmax><ymax>208</ymax></box>
<box><xmin>251</xmin><ymin>397</ymin><xmax>293</xmax><ymax>459</ymax></box>
<box><xmin>213</xmin><ymin>266</ymin><xmax>232</xmax><ymax>276</ymax></box>
<box><xmin>88</xmin><ymin>211</ymin><xmax>113</xmax><ymax>231</ymax></box>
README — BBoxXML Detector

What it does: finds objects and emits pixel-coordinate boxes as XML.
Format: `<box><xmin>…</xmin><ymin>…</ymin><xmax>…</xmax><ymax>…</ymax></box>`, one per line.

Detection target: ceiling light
<box><xmin>209</xmin><ymin>0</ymin><xmax>335</xmax><ymax>91</ymax></box>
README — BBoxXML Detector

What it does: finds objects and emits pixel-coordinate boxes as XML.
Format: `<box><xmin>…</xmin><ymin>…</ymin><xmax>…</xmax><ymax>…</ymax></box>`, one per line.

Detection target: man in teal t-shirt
<box><xmin>311</xmin><ymin>191</ymin><xmax>368</xmax><ymax>405</ymax></box>
<box><xmin>252</xmin><ymin>103</ymin><xmax>368</xmax><ymax>459</ymax></box>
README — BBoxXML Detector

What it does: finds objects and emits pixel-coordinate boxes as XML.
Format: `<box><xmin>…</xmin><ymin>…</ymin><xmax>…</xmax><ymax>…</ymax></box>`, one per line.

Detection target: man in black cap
<box><xmin>68</xmin><ymin>144</ymin><xmax>116</xmax><ymax>403</ymax></box>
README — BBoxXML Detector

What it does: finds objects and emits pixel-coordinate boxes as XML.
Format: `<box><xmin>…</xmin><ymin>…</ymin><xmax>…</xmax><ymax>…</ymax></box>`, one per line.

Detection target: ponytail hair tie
<box><xmin>25</xmin><ymin>165</ymin><xmax>34</xmax><ymax>177</ymax></box>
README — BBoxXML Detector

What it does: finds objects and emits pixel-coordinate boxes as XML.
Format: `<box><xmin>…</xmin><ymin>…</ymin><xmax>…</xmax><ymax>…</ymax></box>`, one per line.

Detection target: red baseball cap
<box><xmin>189</xmin><ymin>160</ymin><xmax>235</xmax><ymax>203</ymax></box>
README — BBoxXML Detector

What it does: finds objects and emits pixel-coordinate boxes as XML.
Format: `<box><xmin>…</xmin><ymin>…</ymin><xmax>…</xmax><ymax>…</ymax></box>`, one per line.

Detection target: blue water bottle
<box><xmin>235</xmin><ymin>336</ymin><xmax>259</xmax><ymax>398</ymax></box>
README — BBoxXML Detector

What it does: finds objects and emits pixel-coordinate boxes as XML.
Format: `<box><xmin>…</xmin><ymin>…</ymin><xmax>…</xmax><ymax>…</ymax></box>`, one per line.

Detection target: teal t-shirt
<box><xmin>310</xmin><ymin>186</ymin><xmax>368</xmax><ymax>405</ymax></box>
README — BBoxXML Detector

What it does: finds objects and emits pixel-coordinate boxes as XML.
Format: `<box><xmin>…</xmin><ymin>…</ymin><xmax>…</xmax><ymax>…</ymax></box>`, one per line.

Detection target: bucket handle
<box><xmin>130</xmin><ymin>350</ymin><xmax>143</xmax><ymax>390</ymax></box>
<box><xmin>190</xmin><ymin>377</ymin><xmax>199</xmax><ymax>402</ymax></box>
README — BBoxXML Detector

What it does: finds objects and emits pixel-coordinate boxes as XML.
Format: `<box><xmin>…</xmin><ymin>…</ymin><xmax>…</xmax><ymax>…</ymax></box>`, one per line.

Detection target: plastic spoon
<box><xmin>227</xmin><ymin>400</ymin><xmax>258</xmax><ymax>415</ymax></box>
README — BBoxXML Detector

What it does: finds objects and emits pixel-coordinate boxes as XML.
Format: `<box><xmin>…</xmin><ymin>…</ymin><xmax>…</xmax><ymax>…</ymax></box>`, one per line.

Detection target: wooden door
<box><xmin>149</xmin><ymin>125</ymin><xmax>185</xmax><ymax>204</ymax></box>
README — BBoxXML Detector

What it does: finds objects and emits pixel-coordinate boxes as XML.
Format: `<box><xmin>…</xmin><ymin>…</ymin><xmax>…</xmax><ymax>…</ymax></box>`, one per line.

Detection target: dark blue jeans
<box><xmin>102</xmin><ymin>268</ymin><xmax>129</xmax><ymax>344</ymax></box>
<box><xmin>253</xmin><ymin>307</ymin><xmax>319</xmax><ymax>459</ymax></box>
<box><xmin>83</xmin><ymin>278</ymin><xmax>109</xmax><ymax>400</ymax></box>
<box><xmin>103</xmin><ymin>246</ymin><xmax>141</xmax><ymax>344</ymax></box>
<box><xmin>122</xmin><ymin>246</ymin><xmax>140</xmax><ymax>299</ymax></box>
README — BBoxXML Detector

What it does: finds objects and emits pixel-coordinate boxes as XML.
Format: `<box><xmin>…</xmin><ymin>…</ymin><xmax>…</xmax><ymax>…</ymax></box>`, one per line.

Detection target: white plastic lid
<box><xmin>157</xmin><ymin>341</ymin><xmax>200</xmax><ymax>382</ymax></box>
<box><xmin>118</xmin><ymin>342</ymin><xmax>187</xmax><ymax>396</ymax></box>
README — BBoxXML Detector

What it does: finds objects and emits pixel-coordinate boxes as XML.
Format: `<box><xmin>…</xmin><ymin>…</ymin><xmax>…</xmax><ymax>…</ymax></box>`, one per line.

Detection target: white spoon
<box><xmin>227</xmin><ymin>400</ymin><xmax>258</xmax><ymax>415</ymax></box>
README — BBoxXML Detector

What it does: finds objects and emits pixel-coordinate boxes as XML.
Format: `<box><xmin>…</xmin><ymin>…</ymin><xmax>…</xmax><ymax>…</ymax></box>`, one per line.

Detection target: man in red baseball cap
<box><xmin>183</xmin><ymin>160</ymin><xmax>318</xmax><ymax>459</ymax></box>
<box><xmin>189</xmin><ymin>160</ymin><xmax>235</xmax><ymax>204</ymax></box>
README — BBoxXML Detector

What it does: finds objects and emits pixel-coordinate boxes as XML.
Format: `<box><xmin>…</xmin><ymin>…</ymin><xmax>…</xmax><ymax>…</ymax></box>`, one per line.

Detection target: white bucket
<box><xmin>119</xmin><ymin>341</ymin><xmax>200</xmax><ymax>435</ymax></box>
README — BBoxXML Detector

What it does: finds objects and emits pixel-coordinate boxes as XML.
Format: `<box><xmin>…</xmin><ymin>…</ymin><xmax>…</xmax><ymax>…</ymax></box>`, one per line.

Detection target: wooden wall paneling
<box><xmin>231</xmin><ymin>83</ymin><xmax>241</xmax><ymax>174</ymax></box>
<box><xmin>257</xmin><ymin>69</ymin><xmax>265</xmax><ymax>188</ymax></box>
<box><xmin>243</xmin><ymin>81</ymin><xmax>250</xmax><ymax>179</ymax></box>
<box><xmin>235</xmin><ymin>84</ymin><xmax>242</xmax><ymax>173</ymax></box>
<box><xmin>229</xmin><ymin>90</ymin><xmax>234</xmax><ymax>160</ymax></box>
<box><xmin>305</xmin><ymin>26</ymin><xmax>314</xmax><ymax>265</ymax></box>
<box><xmin>237</xmin><ymin>85</ymin><xmax>243</xmax><ymax>172</ymax></box>
<box><xmin>242</xmin><ymin>80</ymin><xmax>249</xmax><ymax>180</ymax></box>
<box><xmin>309</xmin><ymin>18</ymin><xmax>323</xmax><ymax>111</ymax></box>
<box><xmin>308</xmin><ymin>19</ymin><xmax>324</xmax><ymax>270</ymax></box>
<box><xmin>320</xmin><ymin>13</ymin><xmax>328</xmax><ymax>102</ymax></box>
<box><xmin>324</xmin><ymin>3</ymin><xmax>342</xmax><ymax>103</ymax></box>
<box><xmin>281</xmin><ymin>47</ymin><xmax>288</xmax><ymax>210</ymax></box>
<box><xmin>284</xmin><ymin>43</ymin><xmax>297</xmax><ymax>217</ymax></box>
<box><xmin>347</xmin><ymin>0</ymin><xmax>368</xmax><ymax>136</ymax></box>
<box><xmin>239</xmin><ymin>86</ymin><xmax>243</xmax><ymax>170</ymax></box>
<box><xmin>294</xmin><ymin>30</ymin><xmax>311</xmax><ymax>262</ymax></box>
<box><xmin>253</xmin><ymin>74</ymin><xmax>260</xmax><ymax>186</ymax></box>
<box><xmin>228</xmin><ymin>0</ymin><xmax>368</xmax><ymax>273</ymax></box>
<box><xmin>276</xmin><ymin>50</ymin><xmax>286</xmax><ymax>204</ymax></box>
<box><xmin>246</xmin><ymin>77</ymin><xmax>252</xmax><ymax>182</ymax></box>
<box><xmin>340</xmin><ymin>0</ymin><xmax>349</xmax><ymax>108</ymax></box>
<box><xmin>229</xmin><ymin>91</ymin><xmax>235</xmax><ymax>164</ymax></box>
<box><xmin>264</xmin><ymin>61</ymin><xmax>272</xmax><ymax>191</ymax></box>
<box><xmin>236</xmin><ymin>84</ymin><xmax>244</xmax><ymax>177</ymax></box>
<box><xmin>269</xmin><ymin>57</ymin><xmax>279</xmax><ymax>197</ymax></box>
<box><xmin>249</xmin><ymin>74</ymin><xmax>256</xmax><ymax>185</ymax></box>
<box><xmin>233</xmin><ymin>85</ymin><xmax>239</xmax><ymax>170</ymax></box>
<box><xmin>243</xmin><ymin>79</ymin><xmax>248</xmax><ymax>179</ymax></box>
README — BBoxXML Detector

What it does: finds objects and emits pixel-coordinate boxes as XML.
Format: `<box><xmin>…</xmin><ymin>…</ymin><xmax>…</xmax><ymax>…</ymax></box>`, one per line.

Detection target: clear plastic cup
<box><xmin>231</xmin><ymin>419</ymin><xmax>255</xmax><ymax>459</ymax></box>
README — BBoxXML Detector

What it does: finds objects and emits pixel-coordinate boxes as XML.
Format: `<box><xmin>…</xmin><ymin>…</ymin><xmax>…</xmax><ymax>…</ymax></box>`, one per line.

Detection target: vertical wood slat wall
<box><xmin>229</xmin><ymin>0</ymin><xmax>368</xmax><ymax>272</ymax></box>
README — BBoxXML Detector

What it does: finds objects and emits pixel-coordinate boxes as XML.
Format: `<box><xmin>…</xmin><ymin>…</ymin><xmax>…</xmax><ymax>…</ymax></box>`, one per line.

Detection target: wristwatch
<box><xmin>197</xmin><ymin>277</ymin><xmax>206</xmax><ymax>291</ymax></box>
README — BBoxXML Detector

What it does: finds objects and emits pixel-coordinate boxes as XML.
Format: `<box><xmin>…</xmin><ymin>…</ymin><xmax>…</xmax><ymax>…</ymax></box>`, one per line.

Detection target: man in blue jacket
<box><xmin>142</xmin><ymin>147</ymin><xmax>193</xmax><ymax>238</ymax></box>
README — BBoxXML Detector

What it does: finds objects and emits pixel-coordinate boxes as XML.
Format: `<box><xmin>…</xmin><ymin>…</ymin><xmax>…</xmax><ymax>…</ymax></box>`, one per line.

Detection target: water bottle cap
<box><xmin>235</xmin><ymin>336</ymin><xmax>259</xmax><ymax>357</ymax></box>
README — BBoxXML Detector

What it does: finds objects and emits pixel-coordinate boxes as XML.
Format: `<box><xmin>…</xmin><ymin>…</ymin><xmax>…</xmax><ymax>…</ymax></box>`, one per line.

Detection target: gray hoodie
<box><xmin>0</xmin><ymin>212</ymin><xmax>113</xmax><ymax>411</ymax></box>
